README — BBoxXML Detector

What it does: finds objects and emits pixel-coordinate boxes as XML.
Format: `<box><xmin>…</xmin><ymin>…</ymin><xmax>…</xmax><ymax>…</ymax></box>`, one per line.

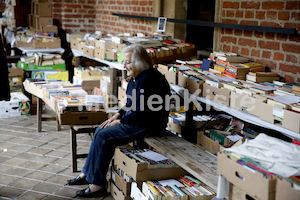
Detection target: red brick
<box><xmin>240</xmin><ymin>20</ymin><xmax>259</xmax><ymax>26</ymax></box>
<box><xmin>225</xmin><ymin>29</ymin><xmax>233</xmax><ymax>34</ymax></box>
<box><xmin>222</xmin><ymin>19</ymin><xmax>238</xmax><ymax>24</ymax></box>
<box><xmin>232</xmin><ymin>46</ymin><xmax>239</xmax><ymax>54</ymax></box>
<box><xmin>251</xmin><ymin>49</ymin><xmax>260</xmax><ymax>57</ymax></box>
<box><xmin>265</xmin><ymin>33</ymin><xmax>275</xmax><ymax>40</ymax></box>
<box><xmin>227</xmin><ymin>10</ymin><xmax>235</xmax><ymax>17</ymax></box>
<box><xmin>262</xmin><ymin>51</ymin><xmax>271</xmax><ymax>59</ymax></box>
<box><xmin>234</xmin><ymin>29</ymin><xmax>243</xmax><ymax>36</ymax></box>
<box><xmin>260</xmin><ymin>21</ymin><xmax>281</xmax><ymax>27</ymax></box>
<box><xmin>223</xmin><ymin>44</ymin><xmax>231</xmax><ymax>52</ymax></box>
<box><xmin>254</xmin><ymin>31</ymin><xmax>264</xmax><ymax>38</ymax></box>
<box><xmin>290</xmin><ymin>35</ymin><xmax>300</xmax><ymax>42</ymax></box>
<box><xmin>279</xmin><ymin>63</ymin><xmax>300</xmax><ymax>74</ymax></box>
<box><xmin>140</xmin><ymin>1</ymin><xmax>147</xmax><ymax>6</ymax></box>
<box><xmin>282</xmin><ymin>43</ymin><xmax>300</xmax><ymax>53</ymax></box>
<box><xmin>258</xmin><ymin>40</ymin><xmax>280</xmax><ymax>50</ymax></box>
<box><xmin>274</xmin><ymin>52</ymin><xmax>284</xmax><ymax>61</ymax></box>
<box><xmin>278</xmin><ymin>11</ymin><xmax>290</xmax><ymax>20</ymax></box>
<box><xmin>276</xmin><ymin>33</ymin><xmax>287</xmax><ymax>41</ymax></box>
<box><xmin>256</xmin><ymin>11</ymin><xmax>265</xmax><ymax>19</ymax></box>
<box><xmin>245</xmin><ymin>11</ymin><xmax>254</xmax><ymax>18</ymax></box>
<box><xmin>286</xmin><ymin>55</ymin><xmax>298</xmax><ymax>63</ymax></box>
<box><xmin>241</xmin><ymin>48</ymin><xmax>249</xmax><ymax>56</ymax></box>
<box><xmin>236</xmin><ymin>10</ymin><xmax>243</xmax><ymax>18</ymax></box>
<box><xmin>297</xmin><ymin>77</ymin><xmax>300</xmax><ymax>82</ymax></box>
<box><xmin>284</xmin><ymin>75</ymin><xmax>295</xmax><ymax>83</ymax></box>
<box><xmin>223</xmin><ymin>1</ymin><xmax>240</xmax><ymax>9</ymax></box>
<box><xmin>221</xmin><ymin>36</ymin><xmax>237</xmax><ymax>44</ymax></box>
<box><xmin>238</xmin><ymin>38</ymin><xmax>257</xmax><ymax>47</ymax></box>
<box><xmin>291</xmin><ymin>12</ymin><xmax>300</xmax><ymax>20</ymax></box>
<box><xmin>241</xmin><ymin>1</ymin><xmax>260</xmax><ymax>9</ymax></box>
<box><xmin>244</xmin><ymin>30</ymin><xmax>253</xmax><ymax>37</ymax></box>
<box><xmin>262</xmin><ymin>1</ymin><xmax>284</xmax><ymax>10</ymax></box>
<box><xmin>65</xmin><ymin>4</ymin><xmax>81</xmax><ymax>8</ymax></box>
<box><xmin>284</xmin><ymin>22</ymin><xmax>298</xmax><ymax>29</ymax></box>
<box><xmin>266</xmin><ymin>11</ymin><xmax>277</xmax><ymax>20</ymax></box>
<box><xmin>286</xmin><ymin>1</ymin><xmax>300</xmax><ymax>10</ymax></box>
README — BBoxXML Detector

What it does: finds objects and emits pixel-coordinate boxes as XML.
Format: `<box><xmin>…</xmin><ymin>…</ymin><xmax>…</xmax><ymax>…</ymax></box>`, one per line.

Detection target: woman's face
<box><xmin>123</xmin><ymin>53</ymin><xmax>140</xmax><ymax>78</ymax></box>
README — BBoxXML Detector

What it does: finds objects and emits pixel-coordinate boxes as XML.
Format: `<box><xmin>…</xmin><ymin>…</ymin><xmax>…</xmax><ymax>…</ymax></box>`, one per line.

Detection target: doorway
<box><xmin>185</xmin><ymin>0</ymin><xmax>216</xmax><ymax>57</ymax></box>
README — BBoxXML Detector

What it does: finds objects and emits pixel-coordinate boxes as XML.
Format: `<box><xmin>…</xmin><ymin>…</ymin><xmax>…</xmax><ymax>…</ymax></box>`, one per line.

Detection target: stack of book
<box><xmin>246</xmin><ymin>72</ymin><xmax>280</xmax><ymax>83</ymax></box>
<box><xmin>142</xmin><ymin>175</ymin><xmax>215</xmax><ymax>200</ymax></box>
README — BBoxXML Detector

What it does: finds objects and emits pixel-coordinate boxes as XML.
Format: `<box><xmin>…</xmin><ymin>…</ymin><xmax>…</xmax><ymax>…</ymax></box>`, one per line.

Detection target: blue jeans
<box><xmin>82</xmin><ymin>123</ymin><xmax>151</xmax><ymax>187</ymax></box>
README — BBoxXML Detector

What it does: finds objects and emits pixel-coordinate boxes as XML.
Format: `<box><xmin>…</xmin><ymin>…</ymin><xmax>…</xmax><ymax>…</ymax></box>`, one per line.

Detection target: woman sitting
<box><xmin>67</xmin><ymin>44</ymin><xmax>170</xmax><ymax>198</ymax></box>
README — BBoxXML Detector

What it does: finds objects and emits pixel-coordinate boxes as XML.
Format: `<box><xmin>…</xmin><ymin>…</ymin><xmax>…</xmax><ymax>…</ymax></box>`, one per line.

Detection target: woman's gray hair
<box><xmin>122</xmin><ymin>44</ymin><xmax>153</xmax><ymax>72</ymax></box>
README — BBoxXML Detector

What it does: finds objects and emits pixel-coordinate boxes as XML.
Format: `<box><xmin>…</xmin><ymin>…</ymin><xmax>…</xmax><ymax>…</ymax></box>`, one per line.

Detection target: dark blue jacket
<box><xmin>119</xmin><ymin>68</ymin><xmax>170</xmax><ymax>130</ymax></box>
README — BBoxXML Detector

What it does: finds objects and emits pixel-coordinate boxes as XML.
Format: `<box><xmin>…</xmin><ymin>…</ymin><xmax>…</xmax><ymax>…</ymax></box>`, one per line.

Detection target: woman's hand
<box><xmin>107</xmin><ymin>119</ymin><xmax>121</xmax><ymax>127</ymax></box>
<box><xmin>100</xmin><ymin>113</ymin><xmax>121</xmax><ymax>129</ymax></box>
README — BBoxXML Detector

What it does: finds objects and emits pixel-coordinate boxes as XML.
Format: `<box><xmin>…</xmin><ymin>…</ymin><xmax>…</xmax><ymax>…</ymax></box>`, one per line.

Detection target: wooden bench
<box><xmin>70</xmin><ymin>125</ymin><xmax>99</xmax><ymax>172</ymax></box>
<box><xmin>144</xmin><ymin>135</ymin><xmax>218</xmax><ymax>192</ymax></box>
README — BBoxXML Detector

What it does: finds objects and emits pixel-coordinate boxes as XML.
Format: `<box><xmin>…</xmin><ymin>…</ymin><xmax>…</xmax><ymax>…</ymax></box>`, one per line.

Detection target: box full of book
<box><xmin>203</xmin><ymin>83</ymin><xmax>231</xmax><ymax>106</ymax></box>
<box><xmin>141</xmin><ymin>175</ymin><xmax>215</xmax><ymax>200</ymax></box>
<box><xmin>275</xmin><ymin>178</ymin><xmax>300</xmax><ymax>200</ymax></box>
<box><xmin>114</xmin><ymin>147</ymin><xmax>187</xmax><ymax>182</ymax></box>
<box><xmin>74</xmin><ymin>66</ymin><xmax>109</xmax><ymax>80</ymax></box>
<box><xmin>229</xmin><ymin>183</ymin><xmax>260</xmax><ymax>200</ymax></box>
<box><xmin>178</xmin><ymin>72</ymin><xmax>204</xmax><ymax>97</ymax></box>
<box><xmin>197</xmin><ymin>131</ymin><xmax>222</xmax><ymax>155</ymax></box>
<box><xmin>110</xmin><ymin>181</ymin><xmax>133</xmax><ymax>200</ymax></box>
<box><xmin>217</xmin><ymin>152</ymin><xmax>276</xmax><ymax>200</ymax></box>
<box><xmin>230</xmin><ymin>91</ymin><xmax>260</xmax><ymax>116</ymax></box>
<box><xmin>157</xmin><ymin>64</ymin><xmax>177</xmax><ymax>85</ymax></box>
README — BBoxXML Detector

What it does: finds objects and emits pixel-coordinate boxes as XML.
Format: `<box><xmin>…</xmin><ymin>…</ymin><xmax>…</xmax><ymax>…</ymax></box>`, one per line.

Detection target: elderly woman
<box><xmin>67</xmin><ymin>44</ymin><xmax>170</xmax><ymax>197</ymax></box>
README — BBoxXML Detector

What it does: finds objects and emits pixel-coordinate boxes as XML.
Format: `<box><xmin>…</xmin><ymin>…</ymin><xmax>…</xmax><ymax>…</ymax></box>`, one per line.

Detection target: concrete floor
<box><xmin>0</xmin><ymin>110</ymin><xmax>114</xmax><ymax>200</ymax></box>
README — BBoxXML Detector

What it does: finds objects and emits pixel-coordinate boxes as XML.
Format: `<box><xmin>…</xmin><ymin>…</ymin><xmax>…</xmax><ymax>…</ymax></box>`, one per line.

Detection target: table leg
<box><xmin>37</xmin><ymin>97</ymin><xmax>42</xmax><ymax>132</ymax></box>
<box><xmin>56</xmin><ymin>114</ymin><xmax>61</xmax><ymax>131</ymax></box>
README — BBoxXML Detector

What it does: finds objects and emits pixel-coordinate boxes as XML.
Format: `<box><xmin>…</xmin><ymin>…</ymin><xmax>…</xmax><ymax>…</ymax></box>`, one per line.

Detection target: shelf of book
<box><xmin>170</xmin><ymin>84</ymin><xmax>300</xmax><ymax>141</ymax></box>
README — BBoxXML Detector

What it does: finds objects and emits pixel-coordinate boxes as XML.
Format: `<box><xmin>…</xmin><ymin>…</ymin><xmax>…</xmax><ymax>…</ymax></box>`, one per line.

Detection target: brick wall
<box><xmin>220</xmin><ymin>0</ymin><xmax>300</xmax><ymax>83</ymax></box>
<box><xmin>95</xmin><ymin>0</ymin><xmax>153</xmax><ymax>35</ymax></box>
<box><xmin>51</xmin><ymin>0</ymin><xmax>96</xmax><ymax>33</ymax></box>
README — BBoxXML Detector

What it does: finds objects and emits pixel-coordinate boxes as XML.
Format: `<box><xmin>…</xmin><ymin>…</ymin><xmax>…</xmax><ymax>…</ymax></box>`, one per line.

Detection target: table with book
<box><xmin>23</xmin><ymin>79</ymin><xmax>107</xmax><ymax>132</ymax></box>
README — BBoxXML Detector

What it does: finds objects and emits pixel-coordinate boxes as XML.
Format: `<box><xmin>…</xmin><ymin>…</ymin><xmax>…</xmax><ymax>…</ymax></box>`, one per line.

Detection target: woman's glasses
<box><xmin>122</xmin><ymin>60</ymin><xmax>133</xmax><ymax>65</ymax></box>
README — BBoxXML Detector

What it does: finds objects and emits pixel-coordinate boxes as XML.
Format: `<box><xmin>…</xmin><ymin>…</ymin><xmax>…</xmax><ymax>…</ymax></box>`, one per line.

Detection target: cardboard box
<box><xmin>230</xmin><ymin>91</ymin><xmax>259</xmax><ymax>116</ymax></box>
<box><xmin>282</xmin><ymin>109</ymin><xmax>300</xmax><ymax>133</ymax></box>
<box><xmin>110</xmin><ymin>181</ymin><xmax>132</xmax><ymax>200</ymax></box>
<box><xmin>197</xmin><ymin>131</ymin><xmax>221</xmax><ymax>155</ymax></box>
<box><xmin>94</xmin><ymin>48</ymin><xmax>105</xmax><ymax>60</ymax></box>
<box><xmin>70</xmin><ymin>38</ymin><xmax>80</xmax><ymax>50</ymax></box>
<box><xmin>74</xmin><ymin>67</ymin><xmax>109</xmax><ymax>80</ymax></box>
<box><xmin>130</xmin><ymin>182</ymin><xmax>147</xmax><ymax>200</ymax></box>
<box><xmin>41</xmin><ymin>25</ymin><xmax>58</xmax><ymax>34</ymax></box>
<box><xmin>35</xmin><ymin>17</ymin><xmax>53</xmax><ymax>31</ymax></box>
<box><xmin>34</xmin><ymin>2</ymin><xmax>52</xmax><ymax>17</ymax></box>
<box><xmin>31</xmin><ymin>71</ymin><xmax>69</xmax><ymax>81</ymax></box>
<box><xmin>81</xmin><ymin>80</ymin><xmax>101</xmax><ymax>94</ymax></box>
<box><xmin>178</xmin><ymin>72</ymin><xmax>203</xmax><ymax>96</ymax></box>
<box><xmin>167</xmin><ymin>121</ymin><xmax>184</xmax><ymax>135</ymax></box>
<box><xmin>229</xmin><ymin>184</ymin><xmax>261</xmax><ymax>200</ymax></box>
<box><xmin>203</xmin><ymin>83</ymin><xmax>231</xmax><ymax>106</ymax></box>
<box><xmin>84</xmin><ymin>46</ymin><xmax>94</xmax><ymax>57</ymax></box>
<box><xmin>33</xmin><ymin>38</ymin><xmax>60</xmax><ymax>49</ymax></box>
<box><xmin>59</xmin><ymin>111</ymin><xmax>107</xmax><ymax>125</ymax></box>
<box><xmin>275</xmin><ymin>178</ymin><xmax>300</xmax><ymax>200</ymax></box>
<box><xmin>111</xmin><ymin>168</ymin><xmax>143</xmax><ymax>196</ymax></box>
<box><xmin>85</xmin><ymin>40</ymin><xmax>95</xmax><ymax>47</ymax></box>
<box><xmin>18</xmin><ymin>61</ymin><xmax>66</xmax><ymax>71</ymax></box>
<box><xmin>95</xmin><ymin>40</ymin><xmax>111</xmax><ymax>50</ymax></box>
<box><xmin>118</xmin><ymin>86</ymin><xmax>126</xmax><ymax>106</ymax></box>
<box><xmin>8</xmin><ymin>67</ymin><xmax>23</xmax><ymax>77</ymax></box>
<box><xmin>114</xmin><ymin>147</ymin><xmax>187</xmax><ymax>182</ymax></box>
<box><xmin>15</xmin><ymin>41</ymin><xmax>33</xmax><ymax>48</ymax></box>
<box><xmin>157</xmin><ymin>68</ymin><xmax>177</xmax><ymax>85</ymax></box>
<box><xmin>77</xmin><ymin>43</ymin><xmax>85</xmax><ymax>53</ymax></box>
<box><xmin>217</xmin><ymin>152</ymin><xmax>276</xmax><ymax>200</ymax></box>
<box><xmin>105</xmin><ymin>50</ymin><xmax>118</xmax><ymax>61</ymax></box>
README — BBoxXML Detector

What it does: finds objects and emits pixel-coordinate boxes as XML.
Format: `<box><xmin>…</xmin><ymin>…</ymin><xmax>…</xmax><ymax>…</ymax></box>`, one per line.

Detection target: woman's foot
<box><xmin>76</xmin><ymin>184</ymin><xmax>107</xmax><ymax>198</ymax></box>
<box><xmin>67</xmin><ymin>173</ymin><xmax>89</xmax><ymax>185</ymax></box>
